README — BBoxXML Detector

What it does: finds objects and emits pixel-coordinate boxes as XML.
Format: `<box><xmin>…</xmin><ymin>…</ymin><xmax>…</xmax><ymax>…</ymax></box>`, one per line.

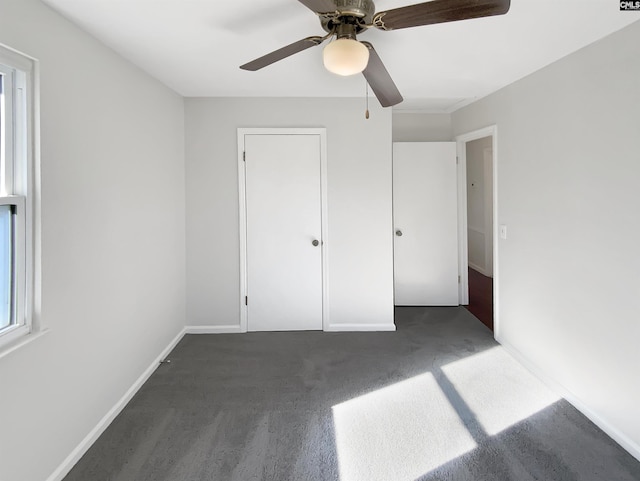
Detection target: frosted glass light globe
<box><xmin>323</xmin><ymin>38</ymin><xmax>370</xmax><ymax>76</ymax></box>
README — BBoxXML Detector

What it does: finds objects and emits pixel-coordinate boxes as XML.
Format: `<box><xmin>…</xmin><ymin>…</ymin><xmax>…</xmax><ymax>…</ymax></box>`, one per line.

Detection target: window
<box><xmin>0</xmin><ymin>44</ymin><xmax>35</xmax><ymax>350</ymax></box>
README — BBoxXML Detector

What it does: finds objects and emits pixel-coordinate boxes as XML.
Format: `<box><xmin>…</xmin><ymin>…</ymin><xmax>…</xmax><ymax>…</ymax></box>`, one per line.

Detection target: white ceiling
<box><xmin>42</xmin><ymin>0</ymin><xmax>640</xmax><ymax>112</ymax></box>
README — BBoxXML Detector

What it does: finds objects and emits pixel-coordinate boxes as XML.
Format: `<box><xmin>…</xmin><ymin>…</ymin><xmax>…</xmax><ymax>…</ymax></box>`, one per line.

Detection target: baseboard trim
<box><xmin>468</xmin><ymin>262</ymin><xmax>491</xmax><ymax>277</ymax></box>
<box><xmin>46</xmin><ymin>327</ymin><xmax>187</xmax><ymax>481</ymax></box>
<box><xmin>186</xmin><ymin>324</ymin><xmax>398</xmax><ymax>333</ymax></box>
<box><xmin>185</xmin><ymin>325</ymin><xmax>244</xmax><ymax>334</ymax></box>
<box><xmin>326</xmin><ymin>323</ymin><xmax>396</xmax><ymax>332</ymax></box>
<box><xmin>498</xmin><ymin>336</ymin><xmax>640</xmax><ymax>462</ymax></box>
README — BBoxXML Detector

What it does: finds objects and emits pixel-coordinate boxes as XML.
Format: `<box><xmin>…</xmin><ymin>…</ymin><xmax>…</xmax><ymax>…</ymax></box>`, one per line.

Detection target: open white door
<box><xmin>243</xmin><ymin>133</ymin><xmax>324</xmax><ymax>331</ymax></box>
<box><xmin>393</xmin><ymin>142</ymin><xmax>459</xmax><ymax>306</ymax></box>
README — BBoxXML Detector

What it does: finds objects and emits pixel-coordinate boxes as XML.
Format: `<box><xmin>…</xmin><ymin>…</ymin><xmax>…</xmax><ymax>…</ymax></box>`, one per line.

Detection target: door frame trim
<box><xmin>237</xmin><ymin>128</ymin><xmax>329</xmax><ymax>333</ymax></box>
<box><xmin>455</xmin><ymin>125</ymin><xmax>499</xmax><ymax>334</ymax></box>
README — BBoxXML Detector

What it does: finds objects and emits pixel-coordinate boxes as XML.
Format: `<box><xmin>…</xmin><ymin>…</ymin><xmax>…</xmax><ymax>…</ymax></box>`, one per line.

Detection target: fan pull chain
<box><xmin>365</xmin><ymin>81</ymin><xmax>370</xmax><ymax>120</ymax></box>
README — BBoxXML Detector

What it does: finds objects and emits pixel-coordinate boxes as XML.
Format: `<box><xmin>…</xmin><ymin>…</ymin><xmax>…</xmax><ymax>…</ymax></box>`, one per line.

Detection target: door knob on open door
<box><xmin>395</xmin><ymin>230</ymin><xmax>403</xmax><ymax>237</ymax></box>
<box><xmin>312</xmin><ymin>239</ymin><xmax>320</xmax><ymax>247</ymax></box>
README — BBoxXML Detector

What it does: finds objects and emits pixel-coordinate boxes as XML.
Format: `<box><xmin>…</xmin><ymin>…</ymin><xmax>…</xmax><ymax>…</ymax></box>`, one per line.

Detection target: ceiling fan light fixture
<box><xmin>323</xmin><ymin>38</ymin><xmax>370</xmax><ymax>76</ymax></box>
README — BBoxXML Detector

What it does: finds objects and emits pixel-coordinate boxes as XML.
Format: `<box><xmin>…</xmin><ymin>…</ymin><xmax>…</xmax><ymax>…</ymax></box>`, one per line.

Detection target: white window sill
<box><xmin>0</xmin><ymin>328</ymin><xmax>49</xmax><ymax>360</ymax></box>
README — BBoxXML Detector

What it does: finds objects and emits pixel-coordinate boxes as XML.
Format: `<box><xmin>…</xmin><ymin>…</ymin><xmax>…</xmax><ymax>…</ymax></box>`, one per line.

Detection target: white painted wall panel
<box><xmin>392</xmin><ymin>113</ymin><xmax>452</xmax><ymax>142</ymax></box>
<box><xmin>466</xmin><ymin>136</ymin><xmax>493</xmax><ymax>273</ymax></box>
<box><xmin>467</xmin><ymin>229</ymin><xmax>486</xmax><ymax>271</ymax></box>
<box><xmin>185</xmin><ymin>98</ymin><xmax>394</xmax><ymax>331</ymax></box>
<box><xmin>0</xmin><ymin>1</ymin><xmax>186</xmax><ymax>479</ymax></box>
<box><xmin>452</xmin><ymin>20</ymin><xmax>640</xmax><ymax>459</ymax></box>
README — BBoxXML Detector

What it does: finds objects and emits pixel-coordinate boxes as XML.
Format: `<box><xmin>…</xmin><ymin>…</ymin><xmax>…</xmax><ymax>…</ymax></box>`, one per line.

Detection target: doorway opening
<box><xmin>456</xmin><ymin>127</ymin><xmax>498</xmax><ymax>334</ymax></box>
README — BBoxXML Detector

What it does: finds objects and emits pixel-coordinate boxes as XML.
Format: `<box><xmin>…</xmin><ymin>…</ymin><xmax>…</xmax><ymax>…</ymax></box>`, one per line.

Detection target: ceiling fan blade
<box><xmin>297</xmin><ymin>0</ymin><xmax>338</xmax><ymax>14</ymax></box>
<box><xmin>240</xmin><ymin>36</ymin><xmax>324</xmax><ymax>71</ymax></box>
<box><xmin>361</xmin><ymin>42</ymin><xmax>403</xmax><ymax>108</ymax></box>
<box><xmin>373</xmin><ymin>0</ymin><xmax>510</xmax><ymax>31</ymax></box>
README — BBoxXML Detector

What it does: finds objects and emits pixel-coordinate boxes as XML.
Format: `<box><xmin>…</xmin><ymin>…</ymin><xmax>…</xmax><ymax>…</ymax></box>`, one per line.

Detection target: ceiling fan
<box><xmin>240</xmin><ymin>0</ymin><xmax>511</xmax><ymax>108</ymax></box>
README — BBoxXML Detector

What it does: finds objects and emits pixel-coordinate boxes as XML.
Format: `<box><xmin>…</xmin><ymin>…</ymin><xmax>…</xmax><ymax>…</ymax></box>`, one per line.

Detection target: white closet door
<box><xmin>393</xmin><ymin>142</ymin><xmax>459</xmax><ymax>306</ymax></box>
<box><xmin>244</xmin><ymin>134</ymin><xmax>323</xmax><ymax>331</ymax></box>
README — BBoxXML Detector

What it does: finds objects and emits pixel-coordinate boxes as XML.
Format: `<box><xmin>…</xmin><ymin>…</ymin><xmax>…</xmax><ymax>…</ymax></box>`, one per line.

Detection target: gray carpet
<box><xmin>64</xmin><ymin>307</ymin><xmax>640</xmax><ymax>481</ymax></box>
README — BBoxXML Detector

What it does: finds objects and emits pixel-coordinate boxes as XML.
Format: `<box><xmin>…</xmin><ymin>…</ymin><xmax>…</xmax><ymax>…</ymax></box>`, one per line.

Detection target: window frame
<box><xmin>0</xmin><ymin>43</ymin><xmax>37</xmax><ymax>351</ymax></box>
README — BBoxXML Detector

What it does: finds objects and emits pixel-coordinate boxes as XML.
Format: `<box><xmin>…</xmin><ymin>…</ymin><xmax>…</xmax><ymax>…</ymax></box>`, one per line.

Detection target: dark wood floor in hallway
<box><xmin>466</xmin><ymin>267</ymin><xmax>493</xmax><ymax>331</ymax></box>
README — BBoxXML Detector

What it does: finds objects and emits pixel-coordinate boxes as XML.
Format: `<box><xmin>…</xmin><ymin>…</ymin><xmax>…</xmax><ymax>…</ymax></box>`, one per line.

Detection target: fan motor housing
<box><xmin>320</xmin><ymin>0</ymin><xmax>376</xmax><ymax>34</ymax></box>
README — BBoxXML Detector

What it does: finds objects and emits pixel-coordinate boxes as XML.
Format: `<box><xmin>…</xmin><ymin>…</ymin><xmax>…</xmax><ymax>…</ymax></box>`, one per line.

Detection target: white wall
<box><xmin>0</xmin><ymin>1</ymin><xmax>186</xmax><ymax>480</ymax></box>
<box><xmin>392</xmin><ymin>112</ymin><xmax>452</xmax><ymax>142</ymax></box>
<box><xmin>185</xmin><ymin>98</ymin><xmax>394</xmax><ymax>330</ymax></box>
<box><xmin>452</xmin><ymin>20</ymin><xmax>640</xmax><ymax>458</ymax></box>
<box><xmin>466</xmin><ymin>136</ymin><xmax>493</xmax><ymax>275</ymax></box>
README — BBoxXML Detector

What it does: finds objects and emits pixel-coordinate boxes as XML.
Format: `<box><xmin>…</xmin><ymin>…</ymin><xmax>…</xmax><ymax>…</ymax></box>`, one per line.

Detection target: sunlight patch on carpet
<box><xmin>442</xmin><ymin>346</ymin><xmax>560</xmax><ymax>436</ymax></box>
<box><xmin>332</xmin><ymin>372</ymin><xmax>477</xmax><ymax>481</ymax></box>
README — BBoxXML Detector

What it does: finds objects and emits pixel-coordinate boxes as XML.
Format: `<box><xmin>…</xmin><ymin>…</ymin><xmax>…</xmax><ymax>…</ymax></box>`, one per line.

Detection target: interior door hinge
<box><xmin>456</xmin><ymin>156</ymin><xmax>459</xmax><ymax>164</ymax></box>
<box><xmin>245</xmin><ymin>296</ymin><xmax>248</xmax><ymax>306</ymax></box>
<box><xmin>458</xmin><ymin>275</ymin><xmax>461</xmax><ymax>283</ymax></box>
<box><xmin>243</xmin><ymin>151</ymin><xmax>246</xmax><ymax>162</ymax></box>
